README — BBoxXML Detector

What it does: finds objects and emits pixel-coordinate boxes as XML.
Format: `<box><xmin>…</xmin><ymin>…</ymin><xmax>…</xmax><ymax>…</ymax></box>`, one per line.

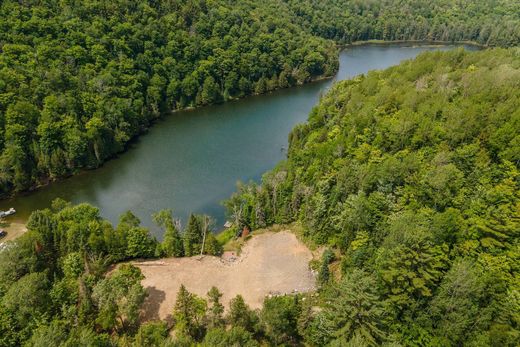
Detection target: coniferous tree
<box><xmin>206</xmin><ymin>286</ymin><xmax>225</xmax><ymax>329</ymax></box>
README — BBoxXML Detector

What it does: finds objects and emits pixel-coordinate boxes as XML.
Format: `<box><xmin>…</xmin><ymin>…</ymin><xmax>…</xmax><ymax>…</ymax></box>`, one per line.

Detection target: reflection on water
<box><xmin>0</xmin><ymin>44</ymin><xmax>478</xmax><ymax>238</ymax></box>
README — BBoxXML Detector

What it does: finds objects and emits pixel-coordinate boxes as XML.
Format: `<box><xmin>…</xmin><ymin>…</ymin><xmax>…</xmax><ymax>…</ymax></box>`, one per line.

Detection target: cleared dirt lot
<box><xmin>135</xmin><ymin>231</ymin><xmax>316</xmax><ymax>321</ymax></box>
<box><xmin>0</xmin><ymin>222</ymin><xmax>27</xmax><ymax>243</ymax></box>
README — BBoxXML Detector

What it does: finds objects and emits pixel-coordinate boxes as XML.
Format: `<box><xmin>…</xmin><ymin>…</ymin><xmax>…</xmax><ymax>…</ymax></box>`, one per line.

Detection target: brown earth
<box><xmin>0</xmin><ymin>222</ymin><xmax>27</xmax><ymax>243</ymax></box>
<box><xmin>135</xmin><ymin>230</ymin><xmax>316</xmax><ymax>321</ymax></box>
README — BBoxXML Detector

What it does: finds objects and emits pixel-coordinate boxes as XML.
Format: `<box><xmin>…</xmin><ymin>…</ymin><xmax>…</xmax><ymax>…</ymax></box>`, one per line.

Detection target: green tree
<box><xmin>153</xmin><ymin>209</ymin><xmax>183</xmax><ymax>257</ymax></box>
<box><xmin>183</xmin><ymin>214</ymin><xmax>202</xmax><ymax>256</ymax></box>
<box><xmin>376</xmin><ymin>216</ymin><xmax>449</xmax><ymax>310</ymax></box>
<box><xmin>206</xmin><ymin>286</ymin><xmax>225</xmax><ymax>329</ymax></box>
<box><xmin>1</xmin><ymin>272</ymin><xmax>50</xmax><ymax>337</ymax></box>
<box><xmin>25</xmin><ymin>320</ymin><xmax>69</xmax><ymax>347</ymax></box>
<box><xmin>314</xmin><ymin>270</ymin><xmax>387</xmax><ymax>346</ymax></box>
<box><xmin>261</xmin><ymin>295</ymin><xmax>302</xmax><ymax>345</ymax></box>
<box><xmin>427</xmin><ymin>259</ymin><xmax>490</xmax><ymax>346</ymax></box>
<box><xmin>62</xmin><ymin>252</ymin><xmax>84</xmax><ymax>278</ymax></box>
<box><xmin>0</xmin><ymin>305</ymin><xmax>20</xmax><ymax>347</ymax></box>
<box><xmin>126</xmin><ymin>227</ymin><xmax>157</xmax><ymax>259</ymax></box>
<box><xmin>173</xmin><ymin>285</ymin><xmax>207</xmax><ymax>339</ymax></box>
<box><xmin>134</xmin><ymin>321</ymin><xmax>169</xmax><ymax>347</ymax></box>
<box><xmin>318</xmin><ymin>248</ymin><xmax>335</xmax><ymax>284</ymax></box>
<box><xmin>92</xmin><ymin>264</ymin><xmax>146</xmax><ymax>332</ymax></box>
<box><xmin>202</xmin><ymin>327</ymin><xmax>258</xmax><ymax>347</ymax></box>
<box><xmin>227</xmin><ymin>295</ymin><xmax>257</xmax><ymax>333</ymax></box>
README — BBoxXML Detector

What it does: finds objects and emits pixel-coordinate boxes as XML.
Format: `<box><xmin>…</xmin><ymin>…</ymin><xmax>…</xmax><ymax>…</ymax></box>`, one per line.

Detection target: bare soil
<box><xmin>135</xmin><ymin>230</ymin><xmax>316</xmax><ymax>321</ymax></box>
<box><xmin>0</xmin><ymin>222</ymin><xmax>27</xmax><ymax>243</ymax></box>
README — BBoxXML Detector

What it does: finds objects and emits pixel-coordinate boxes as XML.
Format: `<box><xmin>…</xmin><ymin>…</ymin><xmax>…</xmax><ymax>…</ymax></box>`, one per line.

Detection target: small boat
<box><xmin>0</xmin><ymin>208</ymin><xmax>16</xmax><ymax>218</ymax></box>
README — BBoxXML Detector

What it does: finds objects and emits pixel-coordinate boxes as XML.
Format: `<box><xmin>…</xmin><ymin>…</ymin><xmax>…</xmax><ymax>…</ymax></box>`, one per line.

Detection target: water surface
<box><xmin>0</xmin><ymin>44</ymin><xmax>477</xmax><ymax>237</ymax></box>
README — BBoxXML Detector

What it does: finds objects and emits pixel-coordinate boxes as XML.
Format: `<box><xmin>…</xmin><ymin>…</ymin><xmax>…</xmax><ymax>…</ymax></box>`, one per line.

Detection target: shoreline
<box><xmin>0</xmin><ymin>40</ymin><xmax>484</xmax><ymax>203</ymax></box>
<box><xmin>0</xmin><ymin>41</ymin><xmax>486</xmax><ymax>236</ymax></box>
<box><xmin>339</xmin><ymin>39</ymin><xmax>487</xmax><ymax>49</ymax></box>
<box><xmin>0</xmin><ymin>73</ymin><xmax>337</xmax><ymax>203</ymax></box>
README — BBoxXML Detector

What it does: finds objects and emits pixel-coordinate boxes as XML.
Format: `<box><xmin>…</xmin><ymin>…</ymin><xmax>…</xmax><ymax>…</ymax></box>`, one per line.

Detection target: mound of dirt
<box><xmin>135</xmin><ymin>231</ymin><xmax>316</xmax><ymax>321</ymax></box>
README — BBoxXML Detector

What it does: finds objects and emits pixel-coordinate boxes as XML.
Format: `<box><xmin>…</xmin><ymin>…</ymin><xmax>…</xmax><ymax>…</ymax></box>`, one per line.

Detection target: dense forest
<box><xmin>1</xmin><ymin>0</ymin><xmax>519</xmax><ymax>198</ymax></box>
<box><xmin>226</xmin><ymin>48</ymin><xmax>520</xmax><ymax>345</ymax></box>
<box><xmin>0</xmin><ymin>0</ymin><xmax>339</xmax><ymax>197</ymax></box>
<box><xmin>286</xmin><ymin>0</ymin><xmax>520</xmax><ymax>47</ymax></box>
<box><xmin>1</xmin><ymin>48</ymin><xmax>518</xmax><ymax>347</ymax></box>
<box><xmin>1</xmin><ymin>0</ymin><xmax>520</xmax><ymax>345</ymax></box>
<box><xmin>0</xmin><ymin>200</ymin><xmax>227</xmax><ymax>345</ymax></box>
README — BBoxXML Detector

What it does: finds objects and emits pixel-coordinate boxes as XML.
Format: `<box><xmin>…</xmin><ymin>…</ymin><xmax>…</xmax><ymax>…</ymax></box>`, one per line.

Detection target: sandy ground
<box><xmin>0</xmin><ymin>222</ymin><xmax>27</xmax><ymax>243</ymax></box>
<box><xmin>135</xmin><ymin>231</ymin><xmax>316</xmax><ymax>321</ymax></box>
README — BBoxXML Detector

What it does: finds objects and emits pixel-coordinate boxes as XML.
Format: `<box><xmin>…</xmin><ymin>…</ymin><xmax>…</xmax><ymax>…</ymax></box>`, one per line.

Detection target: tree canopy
<box><xmin>226</xmin><ymin>48</ymin><xmax>520</xmax><ymax>345</ymax></box>
<box><xmin>1</xmin><ymin>0</ymin><xmax>519</xmax><ymax>198</ymax></box>
<box><xmin>0</xmin><ymin>0</ymin><xmax>519</xmax><ymax>345</ymax></box>
<box><xmin>0</xmin><ymin>0</ymin><xmax>339</xmax><ymax>197</ymax></box>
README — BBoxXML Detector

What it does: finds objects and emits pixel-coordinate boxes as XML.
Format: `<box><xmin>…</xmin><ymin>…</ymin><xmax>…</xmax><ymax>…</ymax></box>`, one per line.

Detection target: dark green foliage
<box><xmin>133</xmin><ymin>321</ymin><xmax>169</xmax><ymax>347</ymax></box>
<box><xmin>227</xmin><ymin>295</ymin><xmax>258</xmax><ymax>333</ymax></box>
<box><xmin>172</xmin><ymin>285</ymin><xmax>207</xmax><ymax>339</ymax></box>
<box><xmin>0</xmin><ymin>1</ymin><xmax>519</xmax><ymax>344</ymax></box>
<box><xmin>0</xmin><ymin>0</ymin><xmax>338</xmax><ymax>198</ymax></box>
<box><xmin>286</xmin><ymin>0</ymin><xmax>520</xmax><ymax>47</ymax></box>
<box><xmin>92</xmin><ymin>264</ymin><xmax>147</xmax><ymax>332</ymax></box>
<box><xmin>318</xmin><ymin>248</ymin><xmax>335</xmax><ymax>284</ymax></box>
<box><xmin>1</xmin><ymin>272</ymin><xmax>51</xmax><ymax>341</ymax></box>
<box><xmin>0</xmin><ymin>200</ymin><xmax>162</xmax><ymax>344</ymax></box>
<box><xmin>183</xmin><ymin>214</ymin><xmax>203</xmax><ymax>256</ymax></box>
<box><xmin>0</xmin><ymin>305</ymin><xmax>20</xmax><ymax>347</ymax></box>
<box><xmin>153</xmin><ymin>209</ymin><xmax>184</xmax><ymax>257</ymax></box>
<box><xmin>311</xmin><ymin>270</ymin><xmax>387</xmax><ymax>346</ymax></box>
<box><xmin>183</xmin><ymin>214</ymin><xmax>222</xmax><ymax>256</ymax></box>
<box><xmin>1</xmin><ymin>0</ymin><xmax>518</xmax><ymax>198</ymax></box>
<box><xmin>202</xmin><ymin>327</ymin><xmax>259</xmax><ymax>347</ymax></box>
<box><xmin>203</xmin><ymin>232</ymin><xmax>224</xmax><ymax>257</ymax></box>
<box><xmin>227</xmin><ymin>48</ymin><xmax>520</xmax><ymax>345</ymax></box>
<box><xmin>261</xmin><ymin>295</ymin><xmax>302</xmax><ymax>345</ymax></box>
<box><xmin>126</xmin><ymin>227</ymin><xmax>158</xmax><ymax>259</ymax></box>
<box><xmin>206</xmin><ymin>286</ymin><xmax>225</xmax><ymax>329</ymax></box>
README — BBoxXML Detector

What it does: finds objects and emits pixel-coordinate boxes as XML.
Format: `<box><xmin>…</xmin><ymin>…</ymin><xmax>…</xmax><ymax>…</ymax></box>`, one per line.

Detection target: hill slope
<box><xmin>1</xmin><ymin>0</ymin><xmax>519</xmax><ymax>198</ymax></box>
<box><xmin>227</xmin><ymin>47</ymin><xmax>520</xmax><ymax>345</ymax></box>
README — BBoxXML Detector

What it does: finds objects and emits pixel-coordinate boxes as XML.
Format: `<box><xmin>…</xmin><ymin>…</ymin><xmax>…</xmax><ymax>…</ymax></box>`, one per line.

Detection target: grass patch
<box><xmin>216</xmin><ymin>226</ymin><xmax>237</xmax><ymax>245</ymax></box>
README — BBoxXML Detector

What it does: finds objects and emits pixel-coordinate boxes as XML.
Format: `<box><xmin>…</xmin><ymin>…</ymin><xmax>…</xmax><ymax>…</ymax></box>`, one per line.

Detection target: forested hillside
<box><xmin>0</xmin><ymin>201</ymin><xmax>227</xmax><ymax>345</ymax></box>
<box><xmin>226</xmin><ymin>48</ymin><xmax>520</xmax><ymax>345</ymax></box>
<box><xmin>0</xmin><ymin>0</ymin><xmax>338</xmax><ymax>197</ymax></box>
<box><xmin>1</xmin><ymin>48</ymin><xmax>518</xmax><ymax>347</ymax></box>
<box><xmin>1</xmin><ymin>0</ymin><xmax>520</xmax><ymax>199</ymax></box>
<box><xmin>1</xmin><ymin>1</ymin><xmax>520</xmax><ymax>343</ymax></box>
<box><xmin>287</xmin><ymin>0</ymin><xmax>520</xmax><ymax>47</ymax></box>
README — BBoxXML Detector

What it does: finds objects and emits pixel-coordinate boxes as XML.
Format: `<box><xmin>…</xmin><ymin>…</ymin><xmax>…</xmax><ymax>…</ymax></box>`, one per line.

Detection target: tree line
<box><xmin>0</xmin><ymin>198</ymin><xmax>231</xmax><ymax>345</ymax></box>
<box><xmin>2</xmin><ymin>47</ymin><xmax>517</xmax><ymax>347</ymax></box>
<box><xmin>0</xmin><ymin>0</ymin><xmax>339</xmax><ymax>198</ymax></box>
<box><xmin>224</xmin><ymin>48</ymin><xmax>520</xmax><ymax>345</ymax></box>
<box><xmin>1</xmin><ymin>0</ymin><xmax>519</xmax><ymax>198</ymax></box>
<box><xmin>286</xmin><ymin>0</ymin><xmax>520</xmax><ymax>47</ymax></box>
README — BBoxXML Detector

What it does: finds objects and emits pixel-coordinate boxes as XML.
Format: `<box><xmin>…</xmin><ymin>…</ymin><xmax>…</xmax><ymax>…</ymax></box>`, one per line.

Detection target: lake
<box><xmin>0</xmin><ymin>44</ymin><xmax>478</xmax><ymax>237</ymax></box>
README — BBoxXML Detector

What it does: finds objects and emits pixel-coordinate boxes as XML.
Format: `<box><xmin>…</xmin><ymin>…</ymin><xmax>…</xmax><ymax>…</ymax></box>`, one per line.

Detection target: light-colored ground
<box><xmin>135</xmin><ymin>231</ymin><xmax>316</xmax><ymax>321</ymax></box>
<box><xmin>0</xmin><ymin>222</ymin><xmax>27</xmax><ymax>243</ymax></box>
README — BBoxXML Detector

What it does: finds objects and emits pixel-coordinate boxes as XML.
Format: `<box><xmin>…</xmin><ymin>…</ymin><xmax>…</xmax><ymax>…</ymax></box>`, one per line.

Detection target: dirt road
<box><xmin>135</xmin><ymin>231</ymin><xmax>316</xmax><ymax>321</ymax></box>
